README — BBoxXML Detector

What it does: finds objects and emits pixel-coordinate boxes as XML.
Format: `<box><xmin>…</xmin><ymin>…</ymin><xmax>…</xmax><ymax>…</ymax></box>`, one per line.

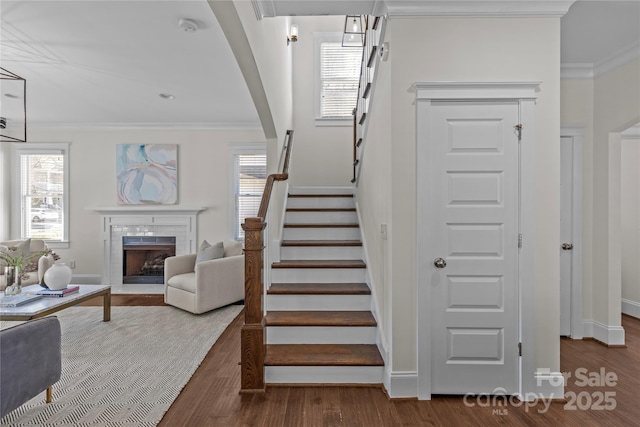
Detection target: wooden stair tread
<box><xmin>281</xmin><ymin>240</ymin><xmax>362</xmax><ymax>247</ymax></box>
<box><xmin>265</xmin><ymin>311</ymin><xmax>377</xmax><ymax>326</ymax></box>
<box><xmin>284</xmin><ymin>223</ymin><xmax>359</xmax><ymax>228</ymax></box>
<box><xmin>286</xmin><ymin>208</ymin><xmax>356</xmax><ymax>212</ymax></box>
<box><xmin>272</xmin><ymin>260</ymin><xmax>366</xmax><ymax>269</ymax></box>
<box><xmin>288</xmin><ymin>194</ymin><xmax>353</xmax><ymax>198</ymax></box>
<box><xmin>268</xmin><ymin>283</ymin><xmax>370</xmax><ymax>295</ymax></box>
<box><xmin>265</xmin><ymin>344</ymin><xmax>383</xmax><ymax>366</ymax></box>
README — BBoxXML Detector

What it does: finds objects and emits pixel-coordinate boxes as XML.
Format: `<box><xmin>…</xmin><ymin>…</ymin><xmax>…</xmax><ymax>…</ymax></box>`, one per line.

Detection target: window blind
<box><xmin>320</xmin><ymin>42</ymin><xmax>362</xmax><ymax>118</ymax></box>
<box><xmin>234</xmin><ymin>153</ymin><xmax>267</xmax><ymax>240</ymax></box>
<box><xmin>19</xmin><ymin>152</ymin><xmax>65</xmax><ymax>240</ymax></box>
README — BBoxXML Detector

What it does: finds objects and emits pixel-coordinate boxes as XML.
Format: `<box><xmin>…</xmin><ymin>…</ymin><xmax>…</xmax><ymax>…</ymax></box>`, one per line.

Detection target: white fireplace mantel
<box><xmin>94</xmin><ymin>207</ymin><xmax>206</xmax><ymax>285</ymax></box>
<box><xmin>93</xmin><ymin>206</ymin><xmax>206</xmax><ymax>216</ymax></box>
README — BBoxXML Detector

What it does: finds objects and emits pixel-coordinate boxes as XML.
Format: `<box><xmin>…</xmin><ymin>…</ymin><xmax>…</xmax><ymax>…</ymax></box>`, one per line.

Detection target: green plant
<box><xmin>0</xmin><ymin>246</ymin><xmax>50</xmax><ymax>273</ymax></box>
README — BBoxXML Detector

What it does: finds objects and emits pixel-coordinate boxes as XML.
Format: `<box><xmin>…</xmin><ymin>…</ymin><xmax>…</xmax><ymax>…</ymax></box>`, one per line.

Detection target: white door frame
<box><xmin>415</xmin><ymin>82</ymin><xmax>539</xmax><ymax>400</ymax></box>
<box><xmin>560</xmin><ymin>127</ymin><xmax>584</xmax><ymax>339</ymax></box>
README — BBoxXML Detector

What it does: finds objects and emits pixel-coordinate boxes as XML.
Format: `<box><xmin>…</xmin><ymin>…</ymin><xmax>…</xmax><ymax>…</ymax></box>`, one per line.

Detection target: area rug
<box><xmin>0</xmin><ymin>304</ymin><xmax>243</xmax><ymax>426</ymax></box>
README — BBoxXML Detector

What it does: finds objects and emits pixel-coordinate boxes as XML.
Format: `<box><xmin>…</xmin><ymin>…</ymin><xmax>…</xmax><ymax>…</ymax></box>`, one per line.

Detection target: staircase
<box><xmin>264</xmin><ymin>190</ymin><xmax>384</xmax><ymax>384</ymax></box>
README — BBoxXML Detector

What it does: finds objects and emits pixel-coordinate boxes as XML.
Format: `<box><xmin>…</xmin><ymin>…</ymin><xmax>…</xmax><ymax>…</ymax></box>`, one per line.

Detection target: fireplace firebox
<box><xmin>122</xmin><ymin>236</ymin><xmax>176</xmax><ymax>284</ymax></box>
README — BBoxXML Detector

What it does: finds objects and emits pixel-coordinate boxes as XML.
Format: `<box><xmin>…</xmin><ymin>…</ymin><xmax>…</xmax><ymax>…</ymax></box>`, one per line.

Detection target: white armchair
<box><xmin>164</xmin><ymin>240</ymin><xmax>244</xmax><ymax>314</ymax></box>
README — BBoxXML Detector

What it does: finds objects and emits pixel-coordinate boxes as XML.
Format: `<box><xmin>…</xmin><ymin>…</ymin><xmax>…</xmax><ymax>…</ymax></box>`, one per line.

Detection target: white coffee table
<box><xmin>0</xmin><ymin>284</ymin><xmax>111</xmax><ymax>322</ymax></box>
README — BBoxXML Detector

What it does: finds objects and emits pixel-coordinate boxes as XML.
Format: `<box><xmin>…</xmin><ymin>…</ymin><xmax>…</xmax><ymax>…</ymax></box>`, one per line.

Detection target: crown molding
<box><xmin>562</xmin><ymin>42</ymin><xmax>640</xmax><ymax>80</ymax></box>
<box><xmin>251</xmin><ymin>1</ymin><xmax>572</xmax><ymax>18</ymax></box>
<box><xmin>560</xmin><ymin>63</ymin><xmax>594</xmax><ymax>80</ymax></box>
<box><xmin>251</xmin><ymin>0</ymin><xmax>274</xmax><ymax>20</ymax></box>
<box><xmin>594</xmin><ymin>42</ymin><xmax>640</xmax><ymax>77</ymax></box>
<box><xmin>384</xmin><ymin>1</ymin><xmax>573</xmax><ymax>18</ymax></box>
<box><xmin>26</xmin><ymin>122</ymin><xmax>263</xmax><ymax>131</ymax></box>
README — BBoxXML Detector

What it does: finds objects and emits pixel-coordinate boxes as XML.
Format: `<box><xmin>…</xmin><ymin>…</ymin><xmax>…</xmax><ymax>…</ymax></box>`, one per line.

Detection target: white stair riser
<box><xmin>287</xmin><ymin>197</ymin><xmax>355</xmax><ymax>209</ymax></box>
<box><xmin>289</xmin><ymin>188</ymin><xmax>354</xmax><ymax>196</ymax></box>
<box><xmin>271</xmin><ymin>268</ymin><xmax>366</xmax><ymax>283</ymax></box>
<box><xmin>266</xmin><ymin>294</ymin><xmax>371</xmax><ymax>311</ymax></box>
<box><xmin>283</xmin><ymin>227</ymin><xmax>361</xmax><ymax>240</ymax></box>
<box><xmin>266</xmin><ymin>326</ymin><xmax>377</xmax><ymax>344</ymax></box>
<box><xmin>280</xmin><ymin>246</ymin><xmax>363</xmax><ymax>260</ymax></box>
<box><xmin>266</xmin><ymin>366</ymin><xmax>383</xmax><ymax>384</ymax></box>
<box><xmin>285</xmin><ymin>211</ymin><xmax>358</xmax><ymax>224</ymax></box>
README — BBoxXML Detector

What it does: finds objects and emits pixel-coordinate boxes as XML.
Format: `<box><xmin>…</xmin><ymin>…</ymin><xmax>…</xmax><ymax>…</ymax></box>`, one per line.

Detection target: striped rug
<box><xmin>1</xmin><ymin>304</ymin><xmax>243</xmax><ymax>426</ymax></box>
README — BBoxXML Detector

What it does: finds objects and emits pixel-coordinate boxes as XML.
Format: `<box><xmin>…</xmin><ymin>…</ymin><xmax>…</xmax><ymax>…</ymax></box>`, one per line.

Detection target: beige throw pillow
<box><xmin>195</xmin><ymin>240</ymin><xmax>224</xmax><ymax>265</ymax></box>
<box><xmin>0</xmin><ymin>239</ymin><xmax>31</xmax><ymax>270</ymax></box>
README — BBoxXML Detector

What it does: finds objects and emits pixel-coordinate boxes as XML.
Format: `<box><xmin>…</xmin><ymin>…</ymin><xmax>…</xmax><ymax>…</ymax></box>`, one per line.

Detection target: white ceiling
<box><xmin>0</xmin><ymin>0</ymin><xmax>261</xmax><ymax>128</ymax></box>
<box><xmin>561</xmin><ymin>0</ymin><xmax>640</xmax><ymax>64</ymax></box>
<box><xmin>0</xmin><ymin>0</ymin><xmax>638</xmax><ymax>129</ymax></box>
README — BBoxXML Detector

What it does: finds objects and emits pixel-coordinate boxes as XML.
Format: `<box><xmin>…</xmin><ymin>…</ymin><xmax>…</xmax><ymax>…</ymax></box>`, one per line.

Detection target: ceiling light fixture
<box><xmin>342</xmin><ymin>15</ymin><xmax>364</xmax><ymax>48</ymax></box>
<box><xmin>179</xmin><ymin>18</ymin><xmax>199</xmax><ymax>32</ymax></box>
<box><xmin>159</xmin><ymin>93</ymin><xmax>176</xmax><ymax>100</ymax></box>
<box><xmin>287</xmin><ymin>24</ymin><xmax>298</xmax><ymax>46</ymax></box>
<box><xmin>0</xmin><ymin>67</ymin><xmax>27</xmax><ymax>142</ymax></box>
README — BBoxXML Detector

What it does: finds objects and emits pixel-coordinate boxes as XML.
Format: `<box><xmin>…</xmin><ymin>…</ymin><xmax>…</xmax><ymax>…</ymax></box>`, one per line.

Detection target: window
<box><xmin>231</xmin><ymin>147</ymin><xmax>266</xmax><ymax>240</ymax></box>
<box><xmin>315</xmin><ymin>33</ymin><xmax>362</xmax><ymax>125</ymax></box>
<box><xmin>13</xmin><ymin>144</ymin><xmax>69</xmax><ymax>247</ymax></box>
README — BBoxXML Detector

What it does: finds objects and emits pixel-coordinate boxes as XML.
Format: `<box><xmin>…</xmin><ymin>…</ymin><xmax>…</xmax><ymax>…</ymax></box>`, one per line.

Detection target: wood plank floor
<box><xmin>158</xmin><ymin>313</ymin><xmax>640</xmax><ymax>427</ymax></box>
<box><xmin>92</xmin><ymin>295</ymin><xmax>640</xmax><ymax>426</ymax></box>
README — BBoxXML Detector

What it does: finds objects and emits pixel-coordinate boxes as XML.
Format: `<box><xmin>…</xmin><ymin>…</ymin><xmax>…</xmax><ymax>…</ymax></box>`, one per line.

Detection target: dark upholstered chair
<box><xmin>0</xmin><ymin>316</ymin><xmax>62</xmax><ymax>418</ymax></box>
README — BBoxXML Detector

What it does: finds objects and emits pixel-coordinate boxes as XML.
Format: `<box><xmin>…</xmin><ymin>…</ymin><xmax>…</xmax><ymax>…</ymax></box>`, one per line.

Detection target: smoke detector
<box><xmin>179</xmin><ymin>18</ymin><xmax>199</xmax><ymax>32</ymax></box>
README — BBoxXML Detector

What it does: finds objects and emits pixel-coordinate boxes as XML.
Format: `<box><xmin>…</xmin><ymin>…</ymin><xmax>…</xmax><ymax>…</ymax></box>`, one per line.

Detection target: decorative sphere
<box><xmin>43</xmin><ymin>262</ymin><xmax>73</xmax><ymax>290</ymax></box>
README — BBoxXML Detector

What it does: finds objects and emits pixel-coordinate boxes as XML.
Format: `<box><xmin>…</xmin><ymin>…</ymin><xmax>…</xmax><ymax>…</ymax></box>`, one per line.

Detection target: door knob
<box><xmin>561</xmin><ymin>243</ymin><xmax>573</xmax><ymax>250</ymax></box>
<box><xmin>434</xmin><ymin>258</ymin><xmax>447</xmax><ymax>269</ymax></box>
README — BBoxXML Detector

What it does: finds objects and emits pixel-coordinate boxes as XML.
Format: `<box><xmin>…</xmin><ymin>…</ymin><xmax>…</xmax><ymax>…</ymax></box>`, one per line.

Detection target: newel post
<box><xmin>240</xmin><ymin>217</ymin><xmax>266</xmax><ymax>392</ymax></box>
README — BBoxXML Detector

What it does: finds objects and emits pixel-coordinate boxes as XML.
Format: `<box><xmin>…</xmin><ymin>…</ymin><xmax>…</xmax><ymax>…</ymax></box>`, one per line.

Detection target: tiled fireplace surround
<box><xmin>96</xmin><ymin>208</ymin><xmax>204</xmax><ymax>287</ymax></box>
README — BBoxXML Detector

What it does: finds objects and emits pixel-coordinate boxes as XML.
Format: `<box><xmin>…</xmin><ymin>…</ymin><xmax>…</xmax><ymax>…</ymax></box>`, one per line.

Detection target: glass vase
<box><xmin>4</xmin><ymin>266</ymin><xmax>22</xmax><ymax>296</ymax></box>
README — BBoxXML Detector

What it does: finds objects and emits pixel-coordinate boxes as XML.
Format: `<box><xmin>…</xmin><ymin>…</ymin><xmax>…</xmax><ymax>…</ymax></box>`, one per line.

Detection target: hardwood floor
<box><xmin>91</xmin><ymin>295</ymin><xmax>639</xmax><ymax>425</ymax></box>
<box><xmin>154</xmin><ymin>310</ymin><xmax>640</xmax><ymax>427</ymax></box>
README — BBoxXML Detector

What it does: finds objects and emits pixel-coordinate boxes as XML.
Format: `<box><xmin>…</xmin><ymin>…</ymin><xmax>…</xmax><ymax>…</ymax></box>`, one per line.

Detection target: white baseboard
<box><xmin>622</xmin><ymin>298</ymin><xmax>640</xmax><ymax>319</ymax></box>
<box><xmin>582</xmin><ymin>320</ymin><xmax>626</xmax><ymax>345</ymax></box>
<box><xmin>384</xmin><ymin>370</ymin><xmax>417</xmax><ymax>398</ymax></box>
<box><xmin>530</xmin><ymin>371</ymin><xmax>565</xmax><ymax>400</ymax></box>
<box><xmin>70</xmin><ymin>274</ymin><xmax>102</xmax><ymax>285</ymax></box>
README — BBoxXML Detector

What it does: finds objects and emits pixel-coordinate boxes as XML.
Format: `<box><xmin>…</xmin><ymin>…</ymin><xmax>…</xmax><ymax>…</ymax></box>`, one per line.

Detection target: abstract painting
<box><xmin>116</xmin><ymin>144</ymin><xmax>178</xmax><ymax>205</ymax></box>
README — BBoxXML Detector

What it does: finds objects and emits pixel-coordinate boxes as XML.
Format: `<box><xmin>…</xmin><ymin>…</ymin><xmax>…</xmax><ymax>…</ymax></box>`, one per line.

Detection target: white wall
<box><xmin>290</xmin><ymin>16</ymin><xmax>353</xmax><ymax>187</ymax></box>
<box><xmin>561</xmin><ymin>59</ymin><xmax>640</xmax><ymax>335</ymax></box>
<box><xmin>16</xmin><ymin>127</ymin><xmax>265</xmax><ymax>278</ymax></box>
<box><xmin>560</xmin><ymin>78</ymin><xmax>594</xmax><ymax>321</ymax></box>
<box><xmin>357</xmin><ymin>16</ymin><xmax>562</xmax><ymax>377</ymax></box>
<box><xmin>592</xmin><ymin>59</ymin><xmax>640</xmax><ymax>327</ymax></box>
<box><xmin>621</xmin><ymin>137</ymin><xmax>640</xmax><ymax>315</ymax></box>
<box><xmin>232</xmin><ymin>0</ymin><xmax>293</xmax><ymax>171</ymax></box>
<box><xmin>355</xmin><ymin>48</ymin><xmax>393</xmax><ymax>359</ymax></box>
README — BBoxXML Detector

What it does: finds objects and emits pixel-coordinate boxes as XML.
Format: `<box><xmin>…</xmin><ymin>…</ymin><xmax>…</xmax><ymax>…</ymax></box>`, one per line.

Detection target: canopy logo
<box><xmin>463</xmin><ymin>367</ymin><xmax>618</xmax><ymax>415</ymax></box>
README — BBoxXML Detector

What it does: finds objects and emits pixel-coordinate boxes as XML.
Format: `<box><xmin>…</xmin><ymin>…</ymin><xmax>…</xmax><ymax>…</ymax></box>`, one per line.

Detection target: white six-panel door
<box><xmin>428</xmin><ymin>101</ymin><xmax>520</xmax><ymax>395</ymax></box>
<box><xmin>560</xmin><ymin>136</ymin><xmax>574</xmax><ymax>336</ymax></box>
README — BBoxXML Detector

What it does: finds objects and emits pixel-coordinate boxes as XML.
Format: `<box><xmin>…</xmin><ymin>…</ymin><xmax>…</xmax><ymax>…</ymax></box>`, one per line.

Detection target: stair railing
<box><xmin>240</xmin><ymin>129</ymin><xmax>294</xmax><ymax>392</ymax></box>
<box><xmin>352</xmin><ymin>16</ymin><xmax>386</xmax><ymax>184</ymax></box>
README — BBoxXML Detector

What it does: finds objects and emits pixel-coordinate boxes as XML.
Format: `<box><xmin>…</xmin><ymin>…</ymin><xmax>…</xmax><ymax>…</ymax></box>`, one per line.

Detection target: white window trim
<box><xmin>11</xmin><ymin>143</ymin><xmax>70</xmax><ymax>248</ymax></box>
<box><xmin>228</xmin><ymin>142</ymin><xmax>266</xmax><ymax>241</ymax></box>
<box><xmin>314</xmin><ymin>32</ymin><xmax>357</xmax><ymax>127</ymax></box>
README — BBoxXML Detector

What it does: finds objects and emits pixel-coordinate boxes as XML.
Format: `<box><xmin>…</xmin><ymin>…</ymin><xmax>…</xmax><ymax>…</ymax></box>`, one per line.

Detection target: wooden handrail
<box><xmin>240</xmin><ymin>129</ymin><xmax>293</xmax><ymax>393</ymax></box>
<box><xmin>256</xmin><ymin>130</ymin><xmax>293</xmax><ymax>219</ymax></box>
